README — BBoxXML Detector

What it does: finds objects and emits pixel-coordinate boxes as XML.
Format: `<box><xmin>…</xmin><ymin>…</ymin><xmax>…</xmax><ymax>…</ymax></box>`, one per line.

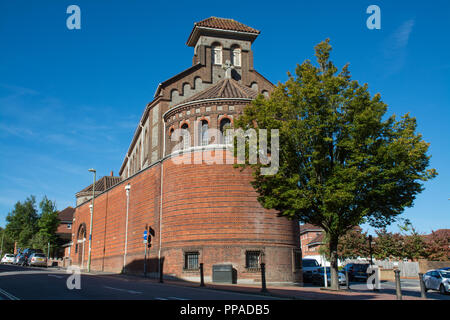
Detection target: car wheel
<box><xmin>439</xmin><ymin>284</ymin><xmax>447</xmax><ymax>295</ymax></box>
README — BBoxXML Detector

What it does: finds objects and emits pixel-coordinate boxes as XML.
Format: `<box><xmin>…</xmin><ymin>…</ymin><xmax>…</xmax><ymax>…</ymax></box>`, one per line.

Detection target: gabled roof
<box><xmin>300</xmin><ymin>223</ymin><xmax>323</xmax><ymax>234</ymax></box>
<box><xmin>76</xmin><ymin>176</ymin><xmax>122</xmax><ymax>195</ymax></box>
<box><xmin>187</xmin><ymin>17</ymin><xmax>260</xmax><ymax>47</ymax></box>
<box><xmin>58</xmin><ymin>206</ymin><xmax>75</xmax><ymax>222</ymax></box>
<box><xmin>176</xmin><ymin>78</ymin><xmax>258</xmax><ymax>105</ymax></box>
<box><xmin>195</xmin><ymin>17</ymin><xmax>260</xmax><ymax>34</ymax></box>
<box><xmin>308</xmin><ymin>233</ymin><xmax>325</xmax><ymax>247</ymax></box>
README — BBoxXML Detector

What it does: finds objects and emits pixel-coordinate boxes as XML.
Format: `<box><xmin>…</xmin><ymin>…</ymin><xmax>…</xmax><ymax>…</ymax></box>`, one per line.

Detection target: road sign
<box><xmin>143</xmin><ymin>230</ymin><xmax>148</xmax><ymax>240</ymax></box>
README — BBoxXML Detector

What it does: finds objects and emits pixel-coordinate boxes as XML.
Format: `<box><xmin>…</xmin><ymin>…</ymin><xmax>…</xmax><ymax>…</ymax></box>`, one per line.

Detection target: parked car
<box><xmin>1</xmin><ymin>254</ymin><xmax>15</xmax><ymax>264</ymax></box>
<box><xmin>311</xmin><ymin>267</ymin><xmax>347</xmax><ymax>286</ymax></box>
<box><xmin>302</xmin><ymin>258</ymin><xmax>321</xmax><ymax>283</ymax></box>
<box><xmin>15</xmin><ymin>248</ymin><xmax>42</xmax><ymax>266</ymax></box>
<box><xmin>423</xmin><ymin>269</ymin><xmax>450</xmax><ymax>295</ymax></box>
<box><xmin>27</xmin><ymin>253</ymin><xmax>47</xmax><ymax>267</ymax></box>
<box><xmin>342</xmin><ymin>263</ymin><xmax>370</xmax><ymax>282</ymax></box>
<box><xmin>15</xmin><ymin>252</ymin><xmax>28</xmax><ymax>266</ymax></box>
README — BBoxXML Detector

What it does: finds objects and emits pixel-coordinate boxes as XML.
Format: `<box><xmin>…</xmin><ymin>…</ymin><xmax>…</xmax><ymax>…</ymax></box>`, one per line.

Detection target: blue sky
<box><xmin>0</xmin><ymin>0</ymin><xmax>449</xmax><ymax>234</ymax></box>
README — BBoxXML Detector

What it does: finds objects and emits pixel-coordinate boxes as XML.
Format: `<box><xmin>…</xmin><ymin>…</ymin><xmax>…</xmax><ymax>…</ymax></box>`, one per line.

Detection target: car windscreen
<box><xmin>441</xmin><ymin>271</ymin><xmax>450</xmax><ymax>279</ymax></box>
<box><xmin>355</xmin><ymin>264</ymin><xmax>369</xmax><ymax>271</ymax></box>
<box><xmin>302</xmin><ymin>260</ymin><xmax>319</xmax><ymax>267</ymax></box>
<box><xmin>5</xmin><ymin>254</ymin><xmax>14</xmax><ymax>257</ymax></box>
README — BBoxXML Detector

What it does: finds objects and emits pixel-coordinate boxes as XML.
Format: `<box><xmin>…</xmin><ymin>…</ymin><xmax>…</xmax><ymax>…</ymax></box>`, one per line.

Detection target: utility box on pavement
<box><xmin>212</xmin><ymin>264</ymin><xmax>233</xmax><ymax>283</ymax></box>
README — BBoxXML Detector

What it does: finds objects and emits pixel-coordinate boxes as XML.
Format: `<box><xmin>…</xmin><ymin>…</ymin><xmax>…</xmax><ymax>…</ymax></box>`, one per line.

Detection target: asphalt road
<box><xmin>0</xmin><ymin>264</ymin><xmax>279</xmax><ymax>300</ymax></box>
<box><xmin>305</xmin><ymin>278</ymin><xmax>450</xmax><ymax>300</ymax></box>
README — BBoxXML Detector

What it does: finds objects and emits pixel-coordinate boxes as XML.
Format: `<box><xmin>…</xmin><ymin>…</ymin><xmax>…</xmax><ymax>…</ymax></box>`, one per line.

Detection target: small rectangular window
<box><xmin>245</xmin><ymin>251</ymin><xmax>261</xmax><ymax>269</ymax></box>
<box><xmin>184</xmin><ymin>252</ymin><xmax>199</xmax><ymax>270</ymax></box>
<box><xmin>67</xmin><ymin>224</ymin><xmax>72</xmax><ymax>229</ymax></box>
<box><xmin>294</xmin><ymin>250</ymin><xmax>302</xmax><ymax>270</ymax></box>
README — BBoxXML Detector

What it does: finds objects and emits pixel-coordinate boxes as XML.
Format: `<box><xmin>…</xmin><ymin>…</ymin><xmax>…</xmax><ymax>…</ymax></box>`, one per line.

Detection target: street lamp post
<box><xmin>0</xmin><ymin>231</ymin><xmax>5</xmax><ymax>257</ymax></box>
<box><xmin>123</xmin><ymin>184</ymin><xmax>131</xmax><ymax>273</ymax></box>
<box><xmin>87</xmin><ymin>168</ymin><xmax>96</xmax><ymax>272</ymax></box>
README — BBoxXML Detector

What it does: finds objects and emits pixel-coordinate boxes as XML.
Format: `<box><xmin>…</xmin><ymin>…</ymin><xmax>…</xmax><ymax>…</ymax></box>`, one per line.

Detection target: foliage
<box><xmin>5</xmin><ymin>196</ymin><xmax>39</xmax><ymax>249</ymax></box>
<box><xmin>234</xmin><ymin>39</ymin><xmax>437</xmax><ymax>289</ymax></box>
<box><xmin>424</xmin><ymin>230</ymin><xmax>450</xmax><ymax>261</ymax></box>
<box><xmin>3</xmin><ymin>195</ymin><xmax>60</xmax><ymax>253</ymax></box>
<box><xmin>32</xmin><ymin>196</ymin><xmax>60</xmax><ymax>252</ymax></box>
<box><xmin>373</xmin><ymin>228</ymin><xmax>405</xmax><ymax>260</ymax></box>
<box><xmin>319</xmin><ymin>227</ymin><xmax>370</xmax><ymax>261</ymax></box>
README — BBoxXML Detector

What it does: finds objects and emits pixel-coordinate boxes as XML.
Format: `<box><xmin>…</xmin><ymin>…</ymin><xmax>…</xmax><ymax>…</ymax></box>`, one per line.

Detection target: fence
<box><xmin>344</xmin><ymin>259</ymin><xmax>419</xmax><ymax>278</ymax></box>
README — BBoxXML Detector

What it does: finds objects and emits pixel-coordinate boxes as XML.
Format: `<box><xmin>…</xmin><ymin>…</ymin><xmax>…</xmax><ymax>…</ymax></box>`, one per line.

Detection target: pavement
<box><xmin>1</xmin><ymin>263</ymin><xmax>449</xmax><ymax>300</ymax></box>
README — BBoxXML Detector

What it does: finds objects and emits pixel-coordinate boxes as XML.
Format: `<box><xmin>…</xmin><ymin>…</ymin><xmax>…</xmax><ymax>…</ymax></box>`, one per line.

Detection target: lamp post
<box><xmin>87</xmin><ymin>168</ymin><xmax>96</xmax><ymax>272</ymax></box>
<box><xmin>123</xmin><ymin>184</ymin><xmax>131</xmax><ymax>273</ymax></box>
<box><xmin>0</xmin><ymin>230</ymin><xmax>5</xmax><ymax>257</ymax></box>
<box><xmin>368</xmin><ymin>235</ymin><xmax>373</xmax><ymax>266</ymax></box>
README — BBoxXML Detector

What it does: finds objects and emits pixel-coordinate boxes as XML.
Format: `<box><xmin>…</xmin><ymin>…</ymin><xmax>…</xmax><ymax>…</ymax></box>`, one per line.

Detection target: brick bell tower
<box><xmin>186</xmin><ymin>17</ymin><xmax>260</xmax><ymax>85</ymax></box>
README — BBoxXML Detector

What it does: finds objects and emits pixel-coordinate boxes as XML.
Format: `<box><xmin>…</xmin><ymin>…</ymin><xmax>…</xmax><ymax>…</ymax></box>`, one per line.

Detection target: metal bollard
<box><xmin>394</xmin><ymin>269</ymin><xmax>402</xmax><ymax>300</ymax></box>
<box><xmin>260</xmin><ymin>263</ymin><xmax>267</xmax><ymax>293</ymax></box>
<box><xmin>159</xmin><ymin>259</ymin><xmax>164</xmax><ymax>283</ymax></box>
<box><xmin>200</xmin><ymin>263</ymin><xmax>205</xmax><ymax>287</ymax></box>
<box><xmin>345</xmin><ymin>270</ymin><xmax>350</xmax><ymax>290</ymax></box>
<box><xmin>418</xmin><ymin>273</ymin><xmax>427</xmax><ymax>299</ymax></box>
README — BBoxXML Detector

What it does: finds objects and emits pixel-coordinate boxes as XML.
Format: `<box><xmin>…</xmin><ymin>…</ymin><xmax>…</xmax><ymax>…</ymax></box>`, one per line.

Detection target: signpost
<box><xmin>143</xmin><ymin>228</ymin><xmax>148</xmax><ymax>277</ymax></box>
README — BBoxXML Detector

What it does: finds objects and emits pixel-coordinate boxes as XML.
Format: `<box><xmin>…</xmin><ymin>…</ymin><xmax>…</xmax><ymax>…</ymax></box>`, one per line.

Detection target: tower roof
<box><xmin>187</xmin><ymin>17</ymin><xmax>260</xmax><ymax>47</ymax></box>
<box><xmin>195</xmin><ymin>17</ymin><xmax>260</xmax><ymax>34</ymax></box>
<box><xmin>76</xmin><ymin>175</ymin><xmax>122</xmax><ymax>196</ymax></box>
<box><xmin>177</xmin><ymin>78</ymin><xmax>258</xmax><ymax>106</ymax></box>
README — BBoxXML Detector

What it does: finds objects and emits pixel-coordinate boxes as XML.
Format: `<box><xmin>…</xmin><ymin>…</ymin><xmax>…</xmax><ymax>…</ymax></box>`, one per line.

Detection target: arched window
<box><xmin>200</xmin><ymin>120</ymin><xmax>209</xmax><ymax>146</ymax></box>
<box><xmin>212</xmin><ymin>43</ymin><xmax>222</xmax><ymax>65</ymax></box>
<box><xmin>181</xmin><ymin>123</ymin><xmax>190</xmax><ymax>150</ymax></box>
<box><xmin>220</xmin><ymin>118</ymin><xmax>232</xmax><ymax>145</ymax></box>
<box><xmin>231</xmin><ymin>45</ymin><xmax>241</xmax><ymax>67</ymax></box>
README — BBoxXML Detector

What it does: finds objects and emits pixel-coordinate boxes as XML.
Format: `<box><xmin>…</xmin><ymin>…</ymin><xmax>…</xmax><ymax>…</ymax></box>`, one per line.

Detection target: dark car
<box><xmin>15</xmin><ymin>252</ymin><xmax>28</xmax><ymax>266</ymax></box>
<box><xmin>342</xmin><ymin>263</ymin><xmax>370</xmax><ymax>282</ymax></box>
<box><xmin>17</xmin><ymin>248</ymin><xmax>43</xmax><ymax>266</ymax></box>
<box><xmin>302</xmin><ymin>258</ymin><xmax>321</xmax><ymax>283</ymax></box>
<box><xmin>311</xmin><ymin>267</ymin><xmax>347</xmax><ymax>286</ymax></box>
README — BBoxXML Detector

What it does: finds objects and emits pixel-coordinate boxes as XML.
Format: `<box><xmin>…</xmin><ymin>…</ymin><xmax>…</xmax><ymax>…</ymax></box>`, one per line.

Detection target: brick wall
<box><xmin>71</xmin><ymin>150</ymin><xmax>302</xmax><ymax>283</ymax></box>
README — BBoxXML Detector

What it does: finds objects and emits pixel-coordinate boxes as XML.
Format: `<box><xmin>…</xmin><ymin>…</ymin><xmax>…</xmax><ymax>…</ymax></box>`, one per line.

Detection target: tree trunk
<box><xmin>329</xmin><ymin>237</ymin><xmax>340</xmax><ymax>290</ymax></box>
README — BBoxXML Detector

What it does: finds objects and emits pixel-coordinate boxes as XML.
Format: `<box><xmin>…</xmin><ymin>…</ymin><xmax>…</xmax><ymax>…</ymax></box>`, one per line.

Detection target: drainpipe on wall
<box><xmin>158</xmin><ymin>120</ymin><xmax>166</xmax><ymax>276</ymax></box>
<box><xmin>123</xmin><ymin>184</ymin><xmax>131</xmax><ymax>273</ymax></box>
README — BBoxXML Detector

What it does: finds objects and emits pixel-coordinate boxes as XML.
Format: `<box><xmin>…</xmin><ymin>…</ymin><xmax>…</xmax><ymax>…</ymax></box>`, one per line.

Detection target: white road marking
<box><xmin>103</xmin><ymin>286</ymin><xmax>142</xmax><ymax>294</ymax></box>
<box><xmin>155</xmin><ymin>297</ymin><xmax>168</xmax><ymax>300</ymax></box>
<box><xmin>167</xmin><ymin>296</ymin><xmax>189</xmax><ymax>300</ymax></box>
<box><xmin>47</xmin><ymin>274</ymin><xmax>64</xmax><ymax>279</ymax></box>
<box><xmin>0</xmin><ymin>288</ymin><xmax>20</xmax><ymax>300</ymax></box>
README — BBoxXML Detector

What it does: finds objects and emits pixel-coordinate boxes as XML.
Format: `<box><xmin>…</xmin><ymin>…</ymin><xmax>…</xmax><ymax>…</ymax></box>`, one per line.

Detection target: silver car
<box><xmin>1</xmin><ymin>254</ymin><xmax>15</xmax><ymax>264</ymax></box>
<box><xmin>423</xmin><ymin>269</ymin><xmax>450</xmax><ymax>294</ymax></box>
<box><xmin>27</xmin><ymin>253</ymin><xmax>48</xmax><ymax>267</ymax></box>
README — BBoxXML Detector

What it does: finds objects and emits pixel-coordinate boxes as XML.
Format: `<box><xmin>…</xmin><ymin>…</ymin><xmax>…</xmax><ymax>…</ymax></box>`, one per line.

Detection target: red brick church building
<box><xmin>70</xmin><ymin>17</ymin><xmax>302</xmax><ymax>284</ymax></box>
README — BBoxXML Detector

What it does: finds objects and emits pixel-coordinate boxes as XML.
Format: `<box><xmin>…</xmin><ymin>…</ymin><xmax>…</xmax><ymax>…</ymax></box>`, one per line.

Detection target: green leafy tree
<box><xmin>234</xmin><ymin>39</ymin><xmax>437</xmax><ymax>289</ymax></box>
<box><xmin>31</xmin><ymin>196</ymin><xmax>60</xmax><ymax>253</ymax></box>
<box><xmin>5</xmin><ymin>196</ymin><xmax>39</xmax><ymax>249</ymax></box>
<box><xmin>373</xmin><ymin>229</ymin><xmax>404</xmax><ymax>260</ymax></box>
<box><xmin>0</xmin><ymin>227</ymin><xmax>15</xmax><ymax>256</ymax></box>
<box><xmin>319</xmin><ymin>227</ymin><xmax>370</xmax><ymax>261</ymax></box>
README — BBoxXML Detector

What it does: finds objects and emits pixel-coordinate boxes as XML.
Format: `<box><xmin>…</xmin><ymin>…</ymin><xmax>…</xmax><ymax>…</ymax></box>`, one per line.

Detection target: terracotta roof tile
<box><xmin>77</xmin><ymin>176</ymin><xmax>122</xmax><ymax>194</ymax></box>
<box><xmin>176</xmin><ymin>78</ymin><xmax>258</xmax><ymax>106</ymax></box>
<box><xmin>195</xmin><ymin>17</ymin><xmax>260</xmax><ymax>34</ymax></box>
<box><xmin>58</xmin><ymin>206</ymin><xmax>75</xmax><ymax>222</ymax></box>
